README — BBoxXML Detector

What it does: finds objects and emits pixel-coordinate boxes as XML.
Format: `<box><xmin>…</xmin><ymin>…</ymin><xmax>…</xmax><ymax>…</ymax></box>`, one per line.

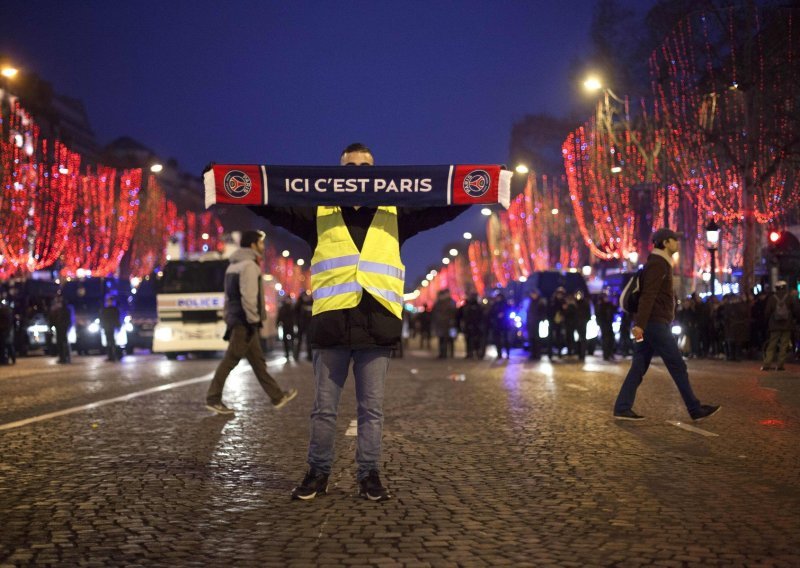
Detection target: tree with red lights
<box><xmin>127</xmin><ymin>174</ymin><xmax>171</xmax><ymax>278</ymax></box>
<box><xmin>650</xmin><ymin>4</ymin><xmax>800</xmax><ymax>290</ymax></box>
<box><xmin>0</xmin><ymin>101</ymin><xmax>80</xmax><ymax>273</ymax></box>
<box><xmin>61</xmin><ymin>166</ymin><xmax>141</xmax><ymax>277</ymax></box>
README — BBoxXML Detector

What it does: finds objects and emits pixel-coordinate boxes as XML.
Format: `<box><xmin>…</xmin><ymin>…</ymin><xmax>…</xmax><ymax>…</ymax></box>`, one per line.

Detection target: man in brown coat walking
<box><xmin>613</xmin><ymin>229</ymin><xmax>721</xmax><ymax>422</ymax></box>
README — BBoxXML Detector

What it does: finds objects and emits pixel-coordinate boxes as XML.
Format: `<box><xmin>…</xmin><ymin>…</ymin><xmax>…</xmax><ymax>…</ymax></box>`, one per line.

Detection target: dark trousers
<box><xmin>465</xmin><ymin>331</ymin><xmax>482</xmax><ymax>358</ymax></box>
<box><xmin>55</xmin><ymin>330</ymin><xmax>71</xmax><ymax>363</ymax></box>
<box><xmin>574</xmin><ymin>324</ymin><xmax>587</xmax><ymax>360</ymax></box>
<box><xmin>282</xmin><ymin>335</ymin><xmax>295</xmax><ymax>360</ymax></box>
<box><xmin>294</xmin><ymin>327</ymin><xmax>312</xmax><ymax>361</ymax></box>
<box><xmin>600</xmin><ymin>325</ymin><xmax>615</xmax><ymax>359</ymax></box>
<box><xmin>527</xmin><ymin>325</ymin><xmax>541</xmax><ymax>359</ymax></box>
<box><xmin>437</xmin><ymin>335</ymin><xmax>453</xmax><ymax>358</ymax></box>
<box><xmin>614</xmin><ymin>322</ymin><xmax>701</xmax><ymax>416</ymax></box>
<box><xmin>549</xmin><ymin>323</ymin><xmax>565</xmax><ymax>358</ymax></box>
<box><xmin>493</xmin><ymin>328</ymin><xmax>510</xmax><ymax>358</ymax></box>
<box><xmin>103</xmin><ymin>327</ymin><xmax>118</xmax><ymax>361</ymax></box>
<box><xmin>207</xmin><ymin>324</ymin><xmax>284</xmax><ymax>404</ymax></box>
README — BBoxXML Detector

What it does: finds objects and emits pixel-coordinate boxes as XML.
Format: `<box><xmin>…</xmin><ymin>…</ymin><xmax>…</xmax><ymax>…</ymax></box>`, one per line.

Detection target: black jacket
<box><xmin>250</xmin><ymin>205</ymin><xmax>469</xmax><ymax>348</ymax></box>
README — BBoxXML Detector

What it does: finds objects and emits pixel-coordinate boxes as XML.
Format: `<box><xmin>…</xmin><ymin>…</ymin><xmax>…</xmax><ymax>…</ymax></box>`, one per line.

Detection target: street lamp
<box><xmin>515</xmin><ymin>164</ymin><xmax>529</xmax><ymax>175</ymax></box>
<box><xmin>1</xmin><ymin>66</ymin><xmax>18</xmax><ymax>79</ymax></box>
<box><xmin>150</xmin><ymin>163</ymin><xmax>163</xmax><ymax>173</ymax></box>
<box><xmin>463</xmin><ymin>232</ymin><xmax>472</xmax><ymax>240</ymax></box>
<box><xmin>705</xmin><ymin>219</ymin><xmax>720</xmax><ymax>296</ymax></box>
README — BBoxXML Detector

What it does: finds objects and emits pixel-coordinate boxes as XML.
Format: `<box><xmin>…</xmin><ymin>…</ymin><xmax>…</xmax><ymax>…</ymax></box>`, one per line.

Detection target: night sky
<box><xmin>1</xmin><ymin>1</ymin><xmax>648</xmax><ymax>289</ymax></box>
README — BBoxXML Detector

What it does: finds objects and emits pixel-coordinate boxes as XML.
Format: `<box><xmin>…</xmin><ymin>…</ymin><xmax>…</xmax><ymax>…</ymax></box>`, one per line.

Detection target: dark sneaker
<box><xmin>291</xmin><ymin>469</ymin><xmax>329</xmax><ymax>500</ymax></box>
<box><xmin>691</xmin><ymin>404</ymin><xmax>721</xmax><ymax>421</ymax></box>
<box><xmin>358</xmin><ymin>470</ymin><xmax>391</xmax><ymax>502</ymax></box>
<box><xmin>613</xmin><ymin>409</ymin><xmax>645</xmax><ymax>421</ymax></box>
<box><xmin>273</xmin><ymin>388</ymin><xmax>298</xmax><ymax>410</ymax></box>
<box><xmin>206</xmin><ymin>402</ymin><xmax>235</xmax><ymax>415</ymax></box>
<box><xmin>760</xmin><ymin>365</ymin><xmax>772</xmax><ymax>371</ymax></box>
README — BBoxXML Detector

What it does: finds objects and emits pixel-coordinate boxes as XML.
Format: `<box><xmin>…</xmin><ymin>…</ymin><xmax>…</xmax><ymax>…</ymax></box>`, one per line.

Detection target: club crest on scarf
<box><xmin>462</xmin><ymin>169</ymin><xmax>491</xmax><ymax>198</ymax></box>
<box><xmin>223</xmin><ymin>170</ymin><xmax>253</xmax><ymax>199</ymax></box>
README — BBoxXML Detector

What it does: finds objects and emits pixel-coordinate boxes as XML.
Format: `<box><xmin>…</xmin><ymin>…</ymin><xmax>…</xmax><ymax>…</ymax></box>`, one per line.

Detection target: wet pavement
<box><xmin>1</xmin><ymin>346</ymin><xmax>798</xmax><ymax>567</ymax></box>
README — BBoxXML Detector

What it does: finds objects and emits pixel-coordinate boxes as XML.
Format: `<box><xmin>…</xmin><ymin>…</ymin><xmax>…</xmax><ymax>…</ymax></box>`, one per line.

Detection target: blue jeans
<box><xmin>614</xmin><ymin>322</ymin><xmax>701</xmax><ymax>415</ymax></box>
<box><xmin>308</xmin><ymin>347</ymin><xmax>390</xmax><ymax>480</ymax></box>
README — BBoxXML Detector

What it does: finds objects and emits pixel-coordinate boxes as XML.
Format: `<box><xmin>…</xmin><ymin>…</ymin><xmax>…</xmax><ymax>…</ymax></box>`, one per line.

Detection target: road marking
<box><xmin>666</xmin><ymin>420</ymin><xmax>719</xmax><ymax>437</ymax></box>
<box><xmin>565</xmin><ymin>384</ymin><xmax>589</xmax><ymax>391</ymax></box>
<box><xmin>0</xmin><ymin>374</ymin><xmax>212</xmax><ymax>432</ymax></box>
<box><xmin>345</xmin><ymin>419</ymin><xmax>358</xmax><ymax>436</ymax></box>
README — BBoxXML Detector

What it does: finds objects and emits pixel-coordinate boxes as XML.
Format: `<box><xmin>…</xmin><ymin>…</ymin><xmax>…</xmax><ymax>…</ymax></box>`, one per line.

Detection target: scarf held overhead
<box><xmin>204</xmin><ymin>164</ymin><xmax>511</xmax><ymax>209</ymax></box>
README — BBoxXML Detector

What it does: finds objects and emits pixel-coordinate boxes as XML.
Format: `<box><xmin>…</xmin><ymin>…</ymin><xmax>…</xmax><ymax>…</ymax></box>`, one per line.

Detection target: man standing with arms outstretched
<box><xmin>613</xmin><ymin>229</ymin><xmax>721</xmax><ymax>422</ymax></box>
<box><xmin>250</xmin><ymin>143</ymin><xmax>468</xmax><ymax>501</ymax></box>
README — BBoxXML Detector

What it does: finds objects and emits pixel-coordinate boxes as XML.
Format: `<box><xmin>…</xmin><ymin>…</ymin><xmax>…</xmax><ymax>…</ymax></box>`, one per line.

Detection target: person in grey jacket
<box><xmin>205</xmin><ymin>230</ymin><xmax>297</xmax><ymax>415</ymax></box>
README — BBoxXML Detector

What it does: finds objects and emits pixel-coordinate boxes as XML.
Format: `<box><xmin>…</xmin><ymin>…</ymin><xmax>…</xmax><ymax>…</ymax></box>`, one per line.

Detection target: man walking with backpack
<box><xmin>761</xmin><ymin>280</ymin><xmax>799</xmax><ymax>371</ymax></box>
<box><xmin>613</xmin><ymin>229</ymin><xmax>721</xmax><ymax>422</ymax></box>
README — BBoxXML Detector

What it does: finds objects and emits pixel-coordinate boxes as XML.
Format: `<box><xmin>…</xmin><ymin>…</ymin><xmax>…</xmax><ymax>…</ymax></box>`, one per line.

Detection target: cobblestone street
<box><xmin>1</xmin><ymin>346</ymin><xmax>798</xmax><ymax>567</ymax></box>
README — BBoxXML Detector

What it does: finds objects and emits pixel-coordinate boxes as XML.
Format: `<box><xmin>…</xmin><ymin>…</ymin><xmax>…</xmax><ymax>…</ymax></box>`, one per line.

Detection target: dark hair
<box><xmin>341</xmin><ymin>142</ymin><xmax>372</xmax><ymax>157</ymax></box>
<box><xmin>240</xmin><ymin>230</ymin><xmax>266</xmax><ymax>248</ymax></box>
<box><xmin>654</xmin><ymin>241</ymin><xmax>667</xmax><ymax>250</ymax></box>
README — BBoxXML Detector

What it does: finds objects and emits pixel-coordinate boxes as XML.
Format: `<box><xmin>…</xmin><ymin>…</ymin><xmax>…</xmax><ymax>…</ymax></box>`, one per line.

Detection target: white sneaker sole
<box><xmin>205</xmin><ymin>404</ymin><xmax>234</xmax><ymax>415</ymax></box>
<box><xmin>274</xmin><ymin>389</ymin><xmax>298</xmax><ymax>410</ymax></box>
<box><xmin>292</xmin><ymin>485</ymin><xmax>328</xmax><ymax>500</ymax></box>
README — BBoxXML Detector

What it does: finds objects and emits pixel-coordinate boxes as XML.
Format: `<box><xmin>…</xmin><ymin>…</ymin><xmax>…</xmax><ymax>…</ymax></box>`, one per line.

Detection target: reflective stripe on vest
<box><xmin>311</xmin><ymin>254</ymin><xmax>360</xmax><ymax>276</ymax></box>
<box><xmin>358</xmin><ymin>260</ymin><xmax>405</xmax><ymax>280</ymax></box>
<box><xmin>310</xmin><ymin>206</ymin><xmax>404</xmax><ymax>319</ymax></box>
<box><xmin>313</xmin><ymin>281</ymin><xmax>363</xmax><ymax>300</ymax></box>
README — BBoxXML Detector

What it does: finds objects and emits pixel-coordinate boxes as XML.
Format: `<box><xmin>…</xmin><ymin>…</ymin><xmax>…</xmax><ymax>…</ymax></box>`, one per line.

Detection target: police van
<box><xmin>152</xmin><ymin>260</ymin><xmax>229</xmax><ymax>359</ymax></box>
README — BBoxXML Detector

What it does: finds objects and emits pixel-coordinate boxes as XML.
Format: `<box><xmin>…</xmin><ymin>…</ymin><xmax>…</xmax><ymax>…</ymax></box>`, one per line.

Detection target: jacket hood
<box><xmin>229</xmin><ymin>248</ymin><xmax>258</xmax><ymax>263</ymax></box>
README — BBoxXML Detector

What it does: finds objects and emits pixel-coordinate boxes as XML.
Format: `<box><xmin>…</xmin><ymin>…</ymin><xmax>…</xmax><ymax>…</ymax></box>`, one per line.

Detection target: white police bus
<box><xmin>152</xmin><ymin>260</ymin><xmax>229</xmax><ymax>359</ymax></box>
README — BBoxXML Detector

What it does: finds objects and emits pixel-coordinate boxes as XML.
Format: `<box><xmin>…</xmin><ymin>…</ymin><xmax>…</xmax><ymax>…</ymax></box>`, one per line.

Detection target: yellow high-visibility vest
<box><xmin>310</xmin><ymin>206</ymin><xmax>405</xmax><ymax>319</ymax></box>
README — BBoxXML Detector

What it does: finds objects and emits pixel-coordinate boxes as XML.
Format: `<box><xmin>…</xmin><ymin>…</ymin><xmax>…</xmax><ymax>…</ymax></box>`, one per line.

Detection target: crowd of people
<box><xmin>408</xmin><ymin>283</ymin><xmax>800</xmax><ymax>368</ymax></box>
<box><xmin>675</xmin><ymin>283</ymin><xmax>800</xmax><ymax>369</ymax></box>
<box><xmin>0</xmin><ymin>293</ymin><xmax>124</xmax><ymax>365</ymax></box>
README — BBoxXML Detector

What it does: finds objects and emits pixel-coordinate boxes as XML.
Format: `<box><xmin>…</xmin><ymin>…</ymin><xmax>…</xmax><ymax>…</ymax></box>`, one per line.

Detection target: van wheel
<box><xmin>166</xmin><ymin>353</ymin><xmax>179</xmax><ymax>360</ymax></box>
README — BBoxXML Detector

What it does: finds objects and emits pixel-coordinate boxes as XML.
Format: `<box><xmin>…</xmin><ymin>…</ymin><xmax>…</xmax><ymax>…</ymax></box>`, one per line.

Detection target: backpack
<box><xmin>773</xmin><ymin>296</ymin><xmax>790</xmax><ymax>323</ymax></box>
<box><xmin>620</xmin><ymin>269</ymin><xmax>644</xmax><ymax>314</ymax></box>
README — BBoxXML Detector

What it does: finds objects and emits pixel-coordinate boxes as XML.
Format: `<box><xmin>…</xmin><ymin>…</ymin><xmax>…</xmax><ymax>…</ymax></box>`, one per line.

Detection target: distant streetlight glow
<box><xmin>551</xmin><ymin>208</ymin><xmax>559</xmax><ymax>215</ymax></box>
<box><xmin>583</xmin><ymin>76</ymin><xmax>602</xmax><ymax>92</ymax></box>
<box><xmin>1</xmin><ymin>66</ymin><xmax>19</xmax><ymax>78</ymax></box>
<box><xmin>442</xmin><ymin>258</ymin><xmax>450</xmax><ymax>265</ymax></box>
<box><xmin>481</xmin><ymin>207</ymin><xmax>492</xmax><ymax>216</ymax></box>
<box><xmin>281</xmin><ymin>249</ymin><xmax>290</xmax><ymax>258</ymax></box>
<box><xmin>150</xmin><ymin>163</ymin><xmax>163</xmax><ymax>173</ymax></box>
<box><xmin>297</xmin><ymin>259</ymin><xmax>305</xmax><ymax>266</ymax></box>
<box><xmin>463</xmin><ymin>232</ymin><xmax>472</xmax><ymax>240</ymax></box>
<box><xmin>515</xmin><ymin>164</ymin><xmax>529</xmax><ymax>174</ymax></box>
<box><xmin>610</xmin><ymin>166</ymin><xmax>622</xmax><ymax>173</ymax></box>
<box><xmin>449</xmin><ymin>248</ymin><xmax>458</xmax><ymax>257</ymax></box>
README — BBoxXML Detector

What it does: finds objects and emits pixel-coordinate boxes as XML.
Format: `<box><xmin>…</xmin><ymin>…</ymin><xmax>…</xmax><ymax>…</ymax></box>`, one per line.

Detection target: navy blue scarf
<box><xmin>204</xmin><ymin>164</ymin><xmax>511</xmax><ymax>209</ymax></box>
